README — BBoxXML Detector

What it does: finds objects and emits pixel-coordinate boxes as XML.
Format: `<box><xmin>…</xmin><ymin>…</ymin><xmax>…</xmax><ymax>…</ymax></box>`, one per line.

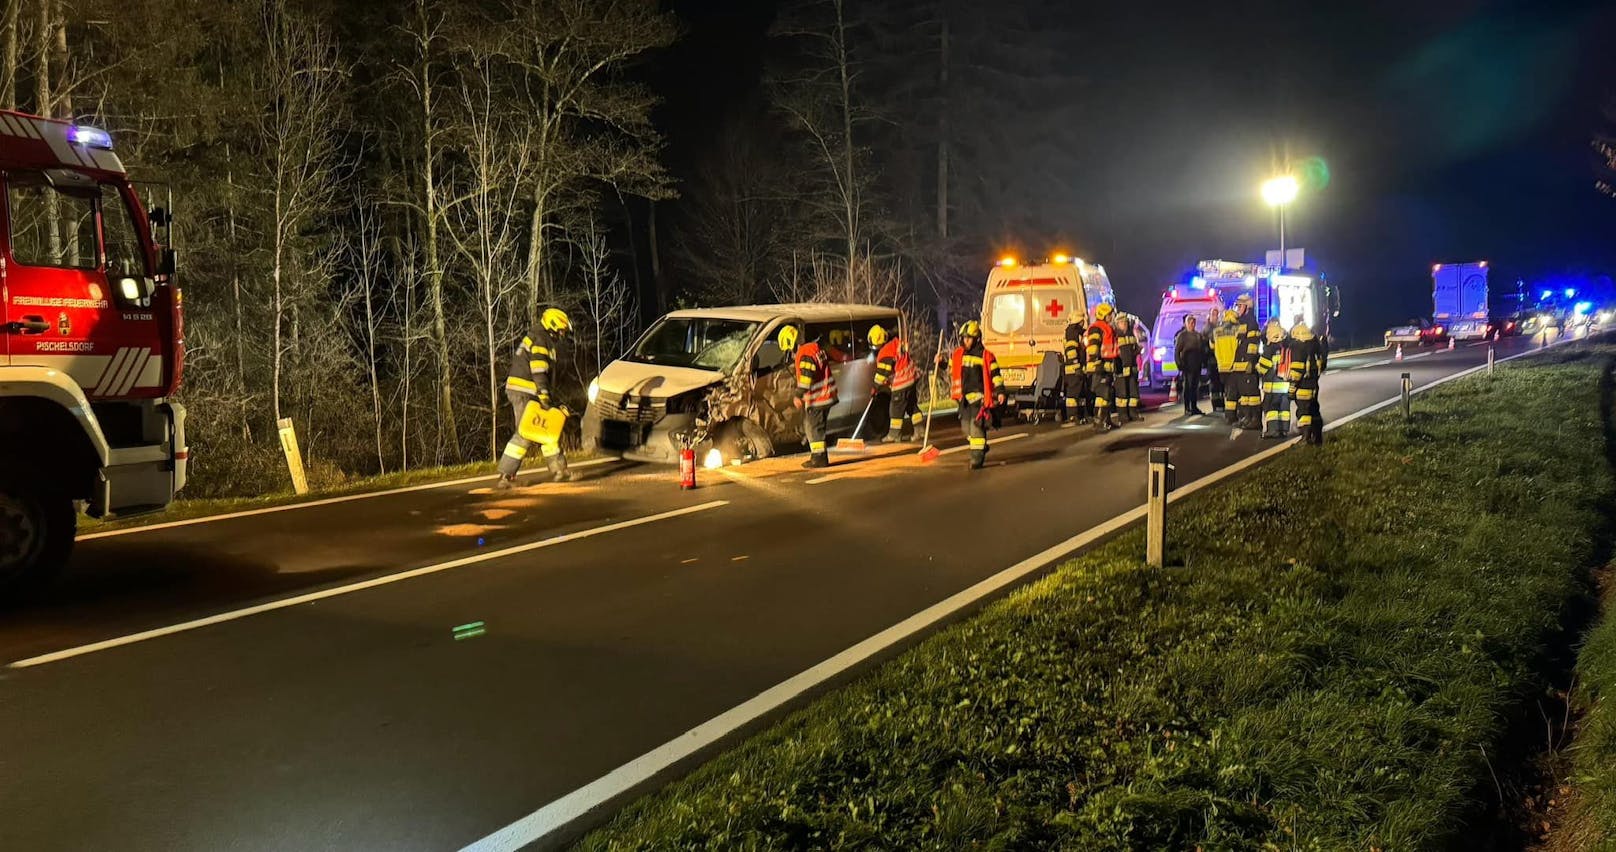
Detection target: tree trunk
<box><xmin>647</xmin><ymin>200</ymin><xmax>664</xmax><ymax>313</ymax></box>
<box><xmin>2</xmin><ymin>0</ymin><xmax>19</xmax><ymax>110</ymax></box>
<box><xmin>835</xmin><ymin>0</ymin><xmax>856</xmax><ymax>303</ymax></box>
<box><xmin>226</xmin><ymin>158</ymin><xmax>245</xmax><ymax>390</ymax></box>
<box><xmin>50</xmin><ymin>0</ymin><xmax>64</xmax><ymax>117</ymax></box>
<box><xmin>416</xmin><ymin>24</ymin><xmax>458</xmax><ymax>460</ymax></box>
<box><xmin>32</xmin><ymin>0</ymin><xmax>45</xmax><ymax>116</ymax></box>
<box><xmin>271</xmin><ymin>183</ymin><xmax>284</xmax><ymax>422</ymax></box>
<box><xmin>936</xmin><ymin>13</ymin><xmax>949</xmax><ymax>242</ymax></box>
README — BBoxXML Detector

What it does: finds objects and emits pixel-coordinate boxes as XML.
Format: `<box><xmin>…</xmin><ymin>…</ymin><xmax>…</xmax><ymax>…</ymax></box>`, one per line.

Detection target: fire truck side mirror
<box><xmin>157</xmin><ymin>247</ymin><xmax>177</xmax><ymax>277</ymax></box>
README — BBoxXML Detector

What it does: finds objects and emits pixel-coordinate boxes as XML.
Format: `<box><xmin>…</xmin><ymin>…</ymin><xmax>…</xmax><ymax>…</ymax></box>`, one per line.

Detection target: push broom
<box><xmin>832</xmin><ymin>396</ymin><xmax>877</xmax><ymax>453</ymax></box>
<box><xmin>918</xmin><ymin>327</ymin><xmax>946</xmax><ymax>462</ymax></box>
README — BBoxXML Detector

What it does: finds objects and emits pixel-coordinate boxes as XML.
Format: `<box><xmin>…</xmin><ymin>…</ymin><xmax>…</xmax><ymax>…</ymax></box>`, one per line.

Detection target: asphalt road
<box><xmin>0</xmin><ymin>334</ymin><xmax>1567</xmax><ymax>851</ymax></box>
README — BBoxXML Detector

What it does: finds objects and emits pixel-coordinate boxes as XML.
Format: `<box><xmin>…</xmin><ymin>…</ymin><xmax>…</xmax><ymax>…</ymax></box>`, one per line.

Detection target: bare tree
<box><xmin>258</xmin><ymin>0</ymin><xmax>347</xmax><ymax>423</ymax></box>
<box><xmin>346</xmin><ymin>192</ymin><xmax>391</xmax><ymax>473</ymax></box>
<box><xmin>445</xmin><ymin>45</ymin><xmax>534</xmax><ymax>458</ymax></box>
<box><xmin>575</xmin><ymin>214</ymin><xmax>635</xmax><ymax>376</ymax></box>
<box><xmin>2</xmin><ymin>0</ymin><xmax>19</xmax><ymax>108</ymax></box>
<box><xmin>500</xmin><ymin>0</ymin><xmax>676</xmax><ymax>322</ymax></box>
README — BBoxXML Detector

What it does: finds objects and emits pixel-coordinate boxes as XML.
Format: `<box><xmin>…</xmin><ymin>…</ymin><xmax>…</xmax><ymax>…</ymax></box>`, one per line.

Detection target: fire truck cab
<box><xmin>0</xmin><ymin>111</ymin><xmax>187</xmax><ymax>595</ymax></box>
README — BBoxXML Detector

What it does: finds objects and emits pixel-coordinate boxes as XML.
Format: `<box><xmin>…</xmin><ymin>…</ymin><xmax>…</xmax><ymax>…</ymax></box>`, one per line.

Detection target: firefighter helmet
<box><xmin>960</xmin><ymin>320</ymin><xmax>982</xmax><ymax>339</ymax></box>
<box><xmin>1265</xmin><ymin>318</ymin><xmax>1285</xmax><ymax>343</ymax></box>
<box><xmin>1223</xmin><ymin>309</ymin><xmax>1239</xmax><ymax>324</ymax></box>
<box><xmin>540</xmin><ymin>307</ymin><xmax>571</xmax><ymax>334</ymax></box>
<box><xmin>867</xmin><ymin>324</ymin><xmax>888</xmax><ymax>347</ymax></box>
<box><xmin>1235</xmin><ymin>293</ymin><xmax>1253</xmax><ymax>307</ymax></box>
<box><xmin>1094</xmin><ymin>302</ymin><xmax>1115</xmax><ymax>320</ymax></box>
<box><xmin>777</xmin><ymin>325</ymin><xmax>800</xmax><ymax>352</ymax></box>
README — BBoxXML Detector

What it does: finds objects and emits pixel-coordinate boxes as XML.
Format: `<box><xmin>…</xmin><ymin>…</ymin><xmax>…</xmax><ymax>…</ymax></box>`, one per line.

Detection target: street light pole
<box><xmin>1261</xmin><ymin>175</ymin><xmax>1300</xmax><ymax>271</ymax></box>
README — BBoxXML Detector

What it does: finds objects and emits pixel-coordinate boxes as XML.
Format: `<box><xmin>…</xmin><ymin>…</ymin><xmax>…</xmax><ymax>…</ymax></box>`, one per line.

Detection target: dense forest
<box><xmin>1</xmin><ymin>0</ymin><xmax>1082</xmax><ymax>495</ymax></box>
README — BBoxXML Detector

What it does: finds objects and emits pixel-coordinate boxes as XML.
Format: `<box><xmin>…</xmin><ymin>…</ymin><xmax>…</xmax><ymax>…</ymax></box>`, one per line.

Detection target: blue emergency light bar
<box><xmin>68</xmin><ymin>125</ymin><xmax>113</xmax><ymax>149</ymax></box>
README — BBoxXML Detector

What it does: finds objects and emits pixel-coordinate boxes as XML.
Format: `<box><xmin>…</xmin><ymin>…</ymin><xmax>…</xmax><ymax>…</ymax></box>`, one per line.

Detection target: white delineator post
<box><xmin>1487</xmin><ymin>345</ymin><xmax>1496</xmax><ymax>376</ymax></box>
<box><xmin>1146</xmin><ymin>447</ymin><xmax>1171</xmax><ymax>568</ymax></box>
<box><xmin>277</xmin><ymin>417</ymin><xmax>310</xmax><ymax>495</ymax></box>
<box><xmin>1401</xmin><ymin>372</ymin><xmax>1413</xmax><ymax>421</ymax></box>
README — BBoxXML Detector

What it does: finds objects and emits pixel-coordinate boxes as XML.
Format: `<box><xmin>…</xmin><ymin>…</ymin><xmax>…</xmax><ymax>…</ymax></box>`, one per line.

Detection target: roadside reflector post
<box><xmin>276</xmin><ymin>417</ymin><xmax>309</xmax><ymax>495</ymax></box>
<box><xmin>1487</xmin><ymin>345</ymin><xmax>1495</xmax><ymax>376</ymax></box>
<box><xmin>1400</xmin><ymin>372</ymin><xmax>1413</xmax><ymax>421</ymax></box>
<box><xmin>1146</xmin><ymin>447</ymin><xmax>1173</xmax><ymax>568</ymax></box>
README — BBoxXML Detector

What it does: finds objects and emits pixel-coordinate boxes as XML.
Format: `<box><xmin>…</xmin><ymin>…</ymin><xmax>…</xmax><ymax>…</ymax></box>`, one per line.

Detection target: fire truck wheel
<box><xmin>0</xmin><ymin>473</ymin><xmax>74</xmax><ymax>595</ymax></box>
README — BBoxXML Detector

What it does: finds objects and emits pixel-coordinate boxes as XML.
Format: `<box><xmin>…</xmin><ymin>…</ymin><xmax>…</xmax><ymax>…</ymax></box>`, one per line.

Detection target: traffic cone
<box><xmin>1447</xmin><ymin>337</ymin><xmax>1455</xmax><ymax>351</ymax></box>
<box><xmin>1168</xmin><ymin>378</ymin><xmax>1178</xmax><ymax>403</ymax></box>
<box><xmin>1394</xmin><ymin>344</ymin><xmax>1403</xmax><ymax>361</ymax></box>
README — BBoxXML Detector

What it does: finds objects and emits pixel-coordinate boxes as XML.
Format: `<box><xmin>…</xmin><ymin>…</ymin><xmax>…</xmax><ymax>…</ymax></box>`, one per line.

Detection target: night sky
<box><xmin>655</xmin><ymin>0</ymin><xmax>1616</xmax><ymax>343</ymax></box>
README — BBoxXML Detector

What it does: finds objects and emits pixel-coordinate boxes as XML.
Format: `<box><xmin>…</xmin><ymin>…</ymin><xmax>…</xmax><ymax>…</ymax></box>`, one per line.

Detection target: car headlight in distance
<box><xmin>587</xmin><ymin>377</ymin><xmax>600</xmax><ymax>404</ymax></box>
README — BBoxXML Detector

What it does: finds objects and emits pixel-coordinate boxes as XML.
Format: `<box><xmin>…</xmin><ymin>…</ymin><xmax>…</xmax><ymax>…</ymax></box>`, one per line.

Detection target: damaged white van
<box><xmin>581</xmin><ymin>303</ymin><xmax>904</xmax><ymax>466</ymax></box>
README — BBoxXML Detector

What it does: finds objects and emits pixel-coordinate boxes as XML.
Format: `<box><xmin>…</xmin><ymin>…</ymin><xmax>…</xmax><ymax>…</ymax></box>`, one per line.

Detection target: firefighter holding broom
<box><xmin>869</xmin><ymin>324</ymin><xmax>923</xmax><ymax>442</ymax></box>
<box><xmin>945</xmin><ymin>320</ymin><xmax>1006</xmax><ymax>470</ymax></box>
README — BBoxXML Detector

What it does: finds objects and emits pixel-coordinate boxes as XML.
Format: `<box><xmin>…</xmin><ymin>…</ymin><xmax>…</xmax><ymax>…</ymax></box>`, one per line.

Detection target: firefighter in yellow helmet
<box><xmin>1061</xmin><ymin>308</ymin><xmax>1091</xmax><ymax>424</ymax></box>
<box><xmin>869</xmin><ymin>324</ymin><xmax>922</xmax><ymax>442</ymax></box>
<box><xmin>1232</xmin><ymin>293</ymin><xmax>1263</xmax><ymax>429</ymax></box>
<box><xmin>946</xmin><ymin>319</ymin><xmax>1005</xmax><ymax>469</ymax></box>
<box><xmin>498</xmin><ymin>306</ymin><xmax>576</xmax><ymax>487</ymax></box>
<box><xmin>785</xmin><ymin>324</ymin><xmax>838</xmax><ymax>469</ymax></box>
<box><xmin>1288</xmin><ymin>321</ymin><xmax>1327</xmax><ymax>444</ymax></box>
<box><xmin>1255</xmin><ymin>318</ymin><xmax>1292</xmax><ymax>439</ymax></box>
<box><xmin>1085</xmin><ymin>301</ymin><xmax>1121</xmax><ymax>431</ymax></box>
<box><xmin>1210</xmin><ymin>309</ymin><xmax>1243</xmax><ymax>424</ymax></box>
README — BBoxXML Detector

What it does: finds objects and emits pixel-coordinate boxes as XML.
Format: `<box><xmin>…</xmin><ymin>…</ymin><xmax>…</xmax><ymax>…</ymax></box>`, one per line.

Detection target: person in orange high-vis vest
<box><xmin>1085</xmin><ymin>302</ymin><xmax>1122</xmax><ymax>432</ymax></box>
<box><xmin>869</xmin><ymin>324</ymin><xmax>922</xmax><ymax>442</ymax></box>
<box><xmin>946</xmin><ymin>320</ymin><xmax>1005</xmax><ymax>470</ymax></box>
<box><xmin>783</xmin><ymin>324</ymin><xmax>837</xmax><ymax>469</ymax></box>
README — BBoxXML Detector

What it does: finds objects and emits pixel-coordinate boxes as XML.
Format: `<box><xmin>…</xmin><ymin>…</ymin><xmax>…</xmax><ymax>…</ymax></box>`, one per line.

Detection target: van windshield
<box><xmin>628</xmin><ymin>317</ymin><xmax>760</xmax><ymax>371</ymax></box>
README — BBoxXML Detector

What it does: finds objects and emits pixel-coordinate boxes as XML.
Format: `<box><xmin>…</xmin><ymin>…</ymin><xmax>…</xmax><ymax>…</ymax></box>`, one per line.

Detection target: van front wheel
<box><xmin>714</xmin><ymin>419</ymin><xmax>774</xmax><ymax>464</ymax></box>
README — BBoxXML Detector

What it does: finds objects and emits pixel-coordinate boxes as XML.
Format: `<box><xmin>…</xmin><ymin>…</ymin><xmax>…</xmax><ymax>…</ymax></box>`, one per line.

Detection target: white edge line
<box><xmin>77</xmin><ymin>458</ymin><xmax>621</xmax><ymax>541</ymax></box>
<box><xmin>937</xmin><ymin>431</ymin><xmax>1030</xmax><ymax>456</ymax></box>
<box><xmin>462</xmin><ymin>335</ymin><xmax>1588</xmax><ymax>852</ymax></box>
<box><xmin>15</xmin><ymin>500</ymin><xmax>729</xmax><ymax>669</ymax></box>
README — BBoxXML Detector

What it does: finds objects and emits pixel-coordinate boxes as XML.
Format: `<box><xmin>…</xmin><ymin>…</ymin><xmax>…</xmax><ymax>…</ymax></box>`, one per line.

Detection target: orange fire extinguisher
<box><xmin>679</xmin><ymin>446</ymin><xmax>697</xmax><ymax>489</ymax></box>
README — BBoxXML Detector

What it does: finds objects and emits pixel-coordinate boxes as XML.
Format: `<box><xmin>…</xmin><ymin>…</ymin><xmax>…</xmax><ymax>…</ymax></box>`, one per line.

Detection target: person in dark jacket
<box><xmin>1173</xmin><ymin>315</ymin><xmax>1208</xmax><ymax>415</ymax></box>
<box><xmin>498</xmin><ymin>307</ymin><xmax>576</xmax><ymax>487</ymax></box>
<box><xmin>1288</xmin><ymin>321</ymin><xmax>1328</xmax><ymax>444</ymax></box>
<box><xmin>1061</xmin><ymin>309</ymin><xmax>1091</xmax><ymax>424</ymax></box>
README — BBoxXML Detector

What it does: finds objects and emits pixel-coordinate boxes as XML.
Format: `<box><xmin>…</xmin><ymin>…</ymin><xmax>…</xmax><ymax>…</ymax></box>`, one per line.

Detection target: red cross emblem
<box><xmin>1045</xmin><ymin>298</ymin><xmax>1064</xmax><ymax>319</ymax></box>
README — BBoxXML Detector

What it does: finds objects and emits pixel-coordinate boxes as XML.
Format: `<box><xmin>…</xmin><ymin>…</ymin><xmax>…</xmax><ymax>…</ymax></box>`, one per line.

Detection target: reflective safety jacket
<box><xmin>1085</xmin><ymin>320</ymin><xmax>1119</xmax><ymax>374</ymax></box>
<box><xmin>1210</xmin><ymin>321</ymin><xmax>1241</xmax><ymax>372</ymax></box>
<box><xmin>507</xmin><ymin>325</ymin><xmax>559</xmax><ymax>400</ymax></box>
<box><xmin>1063</xmin><ymin>322</ymin><xmax>1087</xmax><ymax>375</ymax></box>
<box><xmin>873</xmin><ymin>337</ymin><xmax>917</xmax><ymax>391</ymax></box>
<box><xmin>1287</xmin><ymin>336</ymin><xmax>1326</xmax><ymax>386</ymax></box>
<box><xmin>1256</xmin><ymin>340</ymin><xmax>1293</xmax><ymax>393</ymax></box>
<box><xmin>950</xmin><ymin>341</ymin><xmax>1004</xmax><ymax>404</ymax></box>
<box><xmin>795</xmin><ymin>341</ymin><xmax>838</xmax><ymax>409</ymax></box>
<box><xmin>1233</xmin><ymin>312</ymin><xmax>1261</xmax><ymax>372</ymax></box>
<box><xmin>1115</xmin><ymin>317</ymin><xmax>1140</xmax><ymax>378</ymax></box>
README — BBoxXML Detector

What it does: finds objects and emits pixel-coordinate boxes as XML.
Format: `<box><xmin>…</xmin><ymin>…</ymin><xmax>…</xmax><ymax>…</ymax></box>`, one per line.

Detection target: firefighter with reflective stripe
<box><xmin>785</xmin><ymin>324</ymin><xmax>837</xmax><ymax>469</ymax></box>
<box><xmin>1287</xmin><ymin>321</ymin><xmax>1327</xmax><ymax>445</ymax></box>
<box><xmin>869</xmin><ymin>324</ymin><xmax>922</xmax><ymax>442</ymax></box>
<box><xmin>1255</xmin><ymin>318</ymin><xmax>1292</xmax><ymax>439</ymax></box>
<box><xmin>1085</xmin><ymin>302</ymin><xmax>1121</xmax><ymax>432</ymax></box>
<box><xmin>948</xmin><ymin>320</ymin><xmax>1005</xmax><ymax>470</ymax></box>
<box><xmin>498</xmin><ymin>307</ymin><xmax>575</xmax><ymax>487</ymax></box>
<box><xmin>1232</xmin><ymin>294</ymin><xmax>1263</xmax><ymax>429</ymax></box>
<box><xmin>1061</xmin><ymin>310</ymin><xmax>1091</xmax><ymax>424</ymax></box>
<box><xmin>1113</xmin><ymin>312</ymin><xmax>1143</xmax><ymax>420</ymax></box>
<box><xmin>1210</xmin><ymin>309</ymin><xmax>1242</xmax><ymax>423</ymax></box>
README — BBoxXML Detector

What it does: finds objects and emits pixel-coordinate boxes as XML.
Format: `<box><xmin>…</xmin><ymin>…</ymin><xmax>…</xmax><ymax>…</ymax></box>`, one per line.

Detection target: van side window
<box><xmin>6</xmin><ymin>170</ymin><xmax>98</xmax><ymax>269</ymax></box>
<box><xmin>805</xmin><ymin>322</ymin><xmax>852</xmax><ymax>362</ymax></box>
<box><xmin>988</xmin><ymin>293</ymin><xmax>1027</xmax><ymax>335</ymax></box>
<box><xmin>100</xmin><ymin>184</ymin><xmax>145</xmax><ymax>278</ymax></box>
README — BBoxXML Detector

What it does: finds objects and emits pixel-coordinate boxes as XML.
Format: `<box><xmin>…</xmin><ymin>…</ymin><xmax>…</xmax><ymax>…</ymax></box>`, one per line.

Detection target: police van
<box><xmin>581</xmin><ymin>303</ymin><xmax>903</xmax><ymax>466</ymax></box>
<box><xmin>978</xmin><ymin>255</ymin><xmax>1116</xmax><ymax>405</ymax></box>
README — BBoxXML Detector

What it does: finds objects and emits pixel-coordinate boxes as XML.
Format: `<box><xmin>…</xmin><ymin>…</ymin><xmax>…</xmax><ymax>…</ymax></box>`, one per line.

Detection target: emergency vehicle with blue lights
<box><xmin>979</xmin><ymin>254</ymin><xmax>1115</xmax><ymax>405</ymax></box>
<box><xmin>0</xmin><ymin>110</ymin><xmax>187</xmax><ymax>595</ymax></box>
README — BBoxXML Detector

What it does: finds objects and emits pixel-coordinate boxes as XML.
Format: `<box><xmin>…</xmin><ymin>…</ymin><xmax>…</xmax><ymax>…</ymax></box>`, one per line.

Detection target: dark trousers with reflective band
<box><xmin>498</xmin><ymin>388</ymin><xmax>561</xmax><ymax>477</ymax></box>
<box><xmin>1088</xmin><ymin>370</ymin><xmax>1115</xmax><ymax>417</ymax></box>
<box><xmin>1234</xmin><ymin>370</ymin><xmax>1261</xmax><ymax>426</ymax></box>
<box><xmin>1207</xmin><ymin>366</ymin><xmax>1223</xmax><ymax>410</ymax></box>
<box><xmin>1293</xmin><ymin>381</ymin><xmax>1322</xmax><ymax>438</ymax></box>
<box><xmin>1117</xmin><ymin>370</ymin><xmax>1140</xmax><ymax>411</ymax></box>
<box><xmin>804</xmin><ymin>405</ymin><xmax>830</xmax><ymax>456</ymax></box>
<box><xmin>959</xmin><ymin>400</ymin><xmax>988</xmax><ymax>462</ymax></box>
<box><xmin>1062</xmin><ymin>370</ymin><xmax>1090</xmax><ymax>418</ymax></box>
<box><xmin>1261</xmin><ymin>379</ymin><xmax>1292</xmax><ymax>436</ymax></box>
<box><xmin>886</xmin><ymin>386</ymin><xmax>922</xmax><ymax>438</ymax></box>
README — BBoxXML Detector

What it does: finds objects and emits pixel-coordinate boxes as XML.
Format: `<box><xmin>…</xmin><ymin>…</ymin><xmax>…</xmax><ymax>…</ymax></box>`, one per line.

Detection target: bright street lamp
<box><xmin>1260</xmin><ymin>175</ymin><xmax>1300</xmax><ymax>269</ymax></box>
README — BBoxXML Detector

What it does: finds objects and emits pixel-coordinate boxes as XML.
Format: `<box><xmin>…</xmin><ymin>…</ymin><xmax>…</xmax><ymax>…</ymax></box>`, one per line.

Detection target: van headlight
<box><xmin>587</xmin><ymin>377</ymin><xmax>600</xmax><ymax>404</ymax></box>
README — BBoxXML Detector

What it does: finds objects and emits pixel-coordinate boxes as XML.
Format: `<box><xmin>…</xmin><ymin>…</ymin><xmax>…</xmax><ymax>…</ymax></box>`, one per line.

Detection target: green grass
<box><xmin>580</xmin><ymin>348</ymin><xmax>1615</xmax><ymax>849</ymax></box>
<box><xmin>1566</xmin><ymin>570</ymin><xmax>1616</xmax><ymax>850</ymax></box>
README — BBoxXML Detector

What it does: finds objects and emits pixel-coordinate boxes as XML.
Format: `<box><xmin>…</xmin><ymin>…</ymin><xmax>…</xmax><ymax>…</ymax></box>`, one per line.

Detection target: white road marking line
<box><xmin>1328</xmin><ymin>344</ymin><xmax>1391</xmax><ymax>359</ymax></box>
<box><xmin>13</xmin><ymin>500</ymin><xmax>730</xmax><ymax>670</ymax></box>
<box><xmin>77</xmin><ymin>458</ymin><xmax>621</xmax><ymax>541</ymax></box>
<box><xmin>461</xmin><ymin>335</ymin><xmax>1593</xmax><ymax>852</ymax></box>
<box><xmin>1350</xmin><ymin>349</ymin><xmax>1438</xmax><ymax>370</ymax></box>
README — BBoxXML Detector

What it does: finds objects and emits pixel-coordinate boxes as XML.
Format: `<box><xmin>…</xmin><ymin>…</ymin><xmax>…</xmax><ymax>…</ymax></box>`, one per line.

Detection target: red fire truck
<box><xmin>0</xmin><ymin>111</ymin><xmax>187</xmax><ymax>595</ymax></box>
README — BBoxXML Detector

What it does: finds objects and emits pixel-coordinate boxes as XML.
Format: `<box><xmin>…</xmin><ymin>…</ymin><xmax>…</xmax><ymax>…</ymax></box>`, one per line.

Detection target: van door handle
<box><xmin>5</xmin><ymin>315</ymin><xmax>51</xmax><ymax>334</ymax></box>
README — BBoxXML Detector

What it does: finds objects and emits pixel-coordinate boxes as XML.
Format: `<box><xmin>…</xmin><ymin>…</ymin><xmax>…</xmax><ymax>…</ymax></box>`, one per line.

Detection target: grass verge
<box><xmin>1558</xmin><ymin>566</ymin><xmax>1616</xmax><ymax>850</ymax></box>
<box><xmin>581</xmin><ymin>347</ymin><xmax>1615</xmax><ymax>849</ymax></box>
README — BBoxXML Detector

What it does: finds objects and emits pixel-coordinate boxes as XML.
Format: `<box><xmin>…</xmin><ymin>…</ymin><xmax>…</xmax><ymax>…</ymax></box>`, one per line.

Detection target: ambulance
<box><xmin>978</xmin><ymin>255</ymin><xmax>1115</xmax><ymax>407</ymax></box>
<box><xmin>1146</xmin><ymin>283</ymin><xmax>1222</xmax><ymax>389</ymax></box>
